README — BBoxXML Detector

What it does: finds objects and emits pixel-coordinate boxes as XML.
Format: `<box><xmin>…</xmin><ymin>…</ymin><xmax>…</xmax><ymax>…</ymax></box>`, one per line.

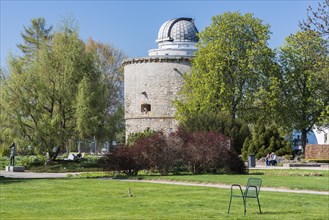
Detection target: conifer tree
<box><xmin>17</xmin><ymin>17</ymin><xmax>53</xmax><ymax>59</ymax></box>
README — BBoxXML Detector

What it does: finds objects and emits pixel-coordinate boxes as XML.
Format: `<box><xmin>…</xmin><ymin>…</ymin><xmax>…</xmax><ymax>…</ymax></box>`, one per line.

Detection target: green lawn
<box><xmin>0</xmin><ymin>177</ymin><xmax>328</xmax><ymax>220</ymax></box>
<box><xmin>132</xmin><ymin>169</ymin><xmax>329</xmax><ymax>191</ymax></box>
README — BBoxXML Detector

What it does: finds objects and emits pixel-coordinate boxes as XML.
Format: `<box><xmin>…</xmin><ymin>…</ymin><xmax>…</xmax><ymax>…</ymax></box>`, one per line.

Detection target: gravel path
<box><xmin>116</xmin><ymin>179</ymin><xmax>329</xmax><ymax>196</ymax></box>
<box><xmin>1</xmin><ymin>170</ymin><xmax>328</xmax><ymax>196</ymax></box>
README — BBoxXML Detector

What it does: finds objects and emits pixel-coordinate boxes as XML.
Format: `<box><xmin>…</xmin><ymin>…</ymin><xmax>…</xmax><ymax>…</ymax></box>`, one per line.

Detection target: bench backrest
<box><xmin>245</xmin><ymin>178</ymin><xmax>262</xmax><ymax>197</ymax></box>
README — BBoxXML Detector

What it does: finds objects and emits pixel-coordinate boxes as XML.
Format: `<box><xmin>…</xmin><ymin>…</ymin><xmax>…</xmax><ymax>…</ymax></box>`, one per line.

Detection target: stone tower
<box><xmin>123</xmin><ymin>18</ymin><xmax>199</xmax><ymax>138</ymax></box>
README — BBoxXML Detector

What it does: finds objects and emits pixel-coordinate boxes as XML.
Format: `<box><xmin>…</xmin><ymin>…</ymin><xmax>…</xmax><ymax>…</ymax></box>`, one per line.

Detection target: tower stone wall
<box><xmin>123</xmin><ymin>57</ymin><xmax>192</xmax><ymax>138</ymax></box>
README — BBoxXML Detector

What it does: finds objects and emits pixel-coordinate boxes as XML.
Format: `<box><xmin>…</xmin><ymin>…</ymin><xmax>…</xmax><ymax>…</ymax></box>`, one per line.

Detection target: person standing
<box><xmin>9</xmin><ymin>143</ymin><xmax>16</xmax><ymax>166</ymax></box>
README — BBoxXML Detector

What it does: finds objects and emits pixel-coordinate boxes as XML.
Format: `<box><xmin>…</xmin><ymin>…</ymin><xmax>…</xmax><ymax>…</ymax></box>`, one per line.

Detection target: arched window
<box><xmin>141</xmin><ymin>104</ymin><xmax>151</xmax><ymax>114</ymax></box>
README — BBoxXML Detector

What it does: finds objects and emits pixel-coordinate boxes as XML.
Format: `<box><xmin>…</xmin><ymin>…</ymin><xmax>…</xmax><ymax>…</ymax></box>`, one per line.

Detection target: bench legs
<box><xmin>227</xmin><ymin>196</ymin><xmax>246</xmax><ymax>215</ymax></box>
<box><xmin>228</xmin><ymin>196</ymin><xmax>261</xmax><ymax>215</ymax></box>
<box><xmin>257</xmin><ymin>196</ymin><xmax>262</xmax><ymax>214</ymax></box>
<box><xmin>227</xmin><ymin>196</ymin><xmax>232</xmax><ymax>214</ymax></box>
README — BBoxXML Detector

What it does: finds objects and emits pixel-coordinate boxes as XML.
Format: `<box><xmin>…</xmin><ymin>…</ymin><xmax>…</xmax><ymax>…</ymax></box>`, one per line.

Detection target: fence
<box><xmin>63</xmin><ymin>138</ymin><xmax>119</xmax><ymax>156</ymax></box>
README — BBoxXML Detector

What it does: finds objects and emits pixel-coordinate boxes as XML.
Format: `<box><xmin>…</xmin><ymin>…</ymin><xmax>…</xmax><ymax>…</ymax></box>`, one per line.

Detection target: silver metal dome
<box><xmin>157</xmin><ymin>18</ymin><xmax>198</xmax><ymax>43</ymax></box>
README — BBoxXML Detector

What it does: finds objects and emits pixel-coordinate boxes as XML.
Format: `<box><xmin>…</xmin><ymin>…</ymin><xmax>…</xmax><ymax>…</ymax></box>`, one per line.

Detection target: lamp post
<box><xmin>94</xmin><ymin>136</ymin><xmax>97</xmax><ymax>155</ymax></box>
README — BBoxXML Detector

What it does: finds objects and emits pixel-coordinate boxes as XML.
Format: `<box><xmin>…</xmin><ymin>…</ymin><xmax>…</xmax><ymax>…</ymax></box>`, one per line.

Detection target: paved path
<box><xmin>0</xmin><ymin>170</ymin><xmax>81</xmax><ymax>178</ymax></box>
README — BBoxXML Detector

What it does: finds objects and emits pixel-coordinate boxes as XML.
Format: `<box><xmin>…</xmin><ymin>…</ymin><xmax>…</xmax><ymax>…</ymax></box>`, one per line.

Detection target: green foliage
<box><xmin>126</xmin><ymin>127</ymin><xmax>156</xmax><ymax>146</ymax></box>
<box><xmin>27</xmin><ymin>156</ymin><xmax>103</xmax><ymax>173</ymax></box>
<box><xmin>0</xmin><ymin>17</ymin><xmax>125</xmax><ymax>160</ymax></box>
<box><xmin>241</xmin><ymin>121</ymin><xmax>291</xmax><ymax>160</ymax></box>
<box><xmin>0</xmin><ymin>155</ymin><xmax>46</xmax><ymax>169</ymax></box>
<box><xmin>176</xmin><ymin>12</ymin><xmax>275</xmax><ymax>122</ymax></box>
<box><xmin>17</xmin><ymin>17</ymin><xmax>53</xmax><ymax>60</ymax></box>
<box><xmin>84</xmin><ymin>38</ymin><xmax>126</xmax><ymax>141</ymax></box>
<box><xmin>0</xmin><ymin>156</ymin><xmax>9</xmax><ymax>168</ymax></box>
<box><xmin>0</xmin><ymin>146</ymin><xmax>11</xmax><ymax>157</ymax></box>
<box><xmin>267</xmin><ymin>30</ymin><xmax>329</xmax><ymax>150</ymax></box>
<box><xmin>1</xmin><ymin>24</ymin><xmax>96</xmax><ymax>159</ymax></box>
<box><xmin>180</xmin><ymin>112</ymin><xmax>250</xmax><ymax>153</ymax></box>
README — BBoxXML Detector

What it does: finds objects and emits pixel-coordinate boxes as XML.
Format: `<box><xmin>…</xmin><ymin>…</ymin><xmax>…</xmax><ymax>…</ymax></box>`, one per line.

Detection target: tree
<box><xmin>299</xmin><ymin>0</ymin><xmax>329</xmax><ymax>38</ymax></box>
<box><xmin>17</xmin><ymin>17</ymin><xmax>53</xmax><ymax>59</ymax></box>
<box><xmin>270</xmin><ymin>31</ymin><xmax>329</xmax><ymax>151</ymax></box>
<box><xmin>241</xmin><ymin>121</ymin><xmax>291</xmax><ymax>160</ymax></box>
<box><xmin>84</xmin><ymin>38</ymin><xmax>126</xmax><ymax>141</ymax></box>
<box><xmin>180</xmin><ymin>112</ymin><xmax>250</xmax><ymax>153</ymax></box>
<box><xmin>176</xmin><ymin>12</ymin><xmax>275</xmax><ymax>123</ymax></box>
<box><xmin>0</xmin><ymin>19</ymin><xmax>109</xmax><ymax>160</ymax></box>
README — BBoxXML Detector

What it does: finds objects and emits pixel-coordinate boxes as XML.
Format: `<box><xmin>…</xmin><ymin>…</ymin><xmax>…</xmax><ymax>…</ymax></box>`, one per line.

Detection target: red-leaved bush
<box><xmin>102</xmin><ymin>128</ymin><xmax>246</xmax><ymax>175</ymax></box>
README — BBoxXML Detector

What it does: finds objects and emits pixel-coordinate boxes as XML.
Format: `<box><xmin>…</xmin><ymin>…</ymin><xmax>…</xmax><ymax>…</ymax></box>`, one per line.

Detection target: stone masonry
<box><xmin>123</xmin><ymin>57</ymin><xmax>192</xmax><ymax>138</ymax></box>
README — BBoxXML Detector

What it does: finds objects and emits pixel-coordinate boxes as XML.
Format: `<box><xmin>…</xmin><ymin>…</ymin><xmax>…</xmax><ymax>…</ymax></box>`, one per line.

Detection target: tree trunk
<box><xmin>301</xmin><ymin>129</ymin><xmax>307</xmax><ymax>153</ymax></box>
<box><xmin>49</xmin><ymin>146</ymin><xmax>61</xmax><ymax>161</ymax></box>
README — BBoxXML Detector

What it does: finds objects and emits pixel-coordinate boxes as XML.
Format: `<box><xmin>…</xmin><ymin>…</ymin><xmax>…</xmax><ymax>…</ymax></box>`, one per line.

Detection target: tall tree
<box><xmin>17</xmin><ymin>17</ymin><xmax>53</xmax><ymax>59</ymax></box>
<box><xmin>84</xmin><ymin>38</ymin><xmax>126</xmax><ymax>141</ymax></box>
<box><xmin>1</xmin><ymin>19</ymin><xmax>108</xmax><ymax>160</ymax></box>
<box><xmin>270</xmin><ymin>31</ymin><xmax>329</xmax><ymax>151</ymax></box>
<box><xmin>299</xmin><ymin>0</ymin><xmax>329</xmax><ymax>38</ymax></box>
<box><xmin>175</xmin><ymin>12</ymin><xmax>275</xmax><ymax>123</ymax></box>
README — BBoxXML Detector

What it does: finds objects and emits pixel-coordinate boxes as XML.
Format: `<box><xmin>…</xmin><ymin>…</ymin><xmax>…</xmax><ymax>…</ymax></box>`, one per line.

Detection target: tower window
<box><xmin>141</xmin><ymin>104</ymin><xmax>151</xmax><ymax>114</ymax></box>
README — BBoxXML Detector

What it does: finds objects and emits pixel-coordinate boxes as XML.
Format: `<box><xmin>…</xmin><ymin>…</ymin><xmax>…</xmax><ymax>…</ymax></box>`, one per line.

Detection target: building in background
<box><xmin>292</xmin><ymin>128</ymin><xmax>329</xmax><ymax>154</ymax></box>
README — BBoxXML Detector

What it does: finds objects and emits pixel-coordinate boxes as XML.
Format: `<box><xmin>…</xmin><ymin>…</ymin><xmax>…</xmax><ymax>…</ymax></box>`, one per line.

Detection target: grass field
<box><xmin>130</xmin><ymin>169</ymin><xmax>329</xmax><ymax>191</ymax></box>
<box><xmin>1</xmin><ymin>172</ymin><xmax>328</xmax><ymax>219</ymax></box>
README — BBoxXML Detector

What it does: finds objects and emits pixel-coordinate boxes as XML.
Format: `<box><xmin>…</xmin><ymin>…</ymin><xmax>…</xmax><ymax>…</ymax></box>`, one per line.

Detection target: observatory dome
<box><xmin>157</xmin><ymin>18</ymin><xmax>198</xmax><ymax>43</ymax></box>
<box><xmin>148</xmin><ymin>17</ymin><xmax>199</xmax><ymax>57</ymax></box>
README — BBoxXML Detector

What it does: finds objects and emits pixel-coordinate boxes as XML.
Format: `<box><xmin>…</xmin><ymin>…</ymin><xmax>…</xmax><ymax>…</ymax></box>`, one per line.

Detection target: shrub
<box><xmin>176</xmin><ymin>129</ymin><xmax>245</xmax><ymax>174</ymax></box>
<box><xmin>0</xmin><ymin>146</ymin><xmax>10</xmax><ymax>157</ymax></box>
<box><xmin>102</xmin><ymin>129</ymin><xmax>246</xmax><ymax>175</ymax></box>
<box><xmin>102</xmin><ymin>144</ymin><xmax>147</xmax><ymax>175</ymax></box>
<box><xmin>126</xmin><ymin>127</ymin><xmax>156</xmax><ymax>146</ymax></box>
<box><xmin>134</xmin><ymin>132</ymin><xmax>183</xmax><ymax>175</ymax></box>
<box><xmin>0</xmin><ymin>156</ymin><xmax>9</xmax><ymax>169</ymax></box>
<box><xmin>20</xmin><ymin>155</ymin><xmax>46</xmax><ymax>168</ymax></box>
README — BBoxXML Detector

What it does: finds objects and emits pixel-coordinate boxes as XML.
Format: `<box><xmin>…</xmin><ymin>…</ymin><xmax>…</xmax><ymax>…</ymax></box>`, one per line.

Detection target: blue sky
<box><xmin>0</xmin><ymin>0</ymin><xmax>320</xmax><ymax>69</ymax></box>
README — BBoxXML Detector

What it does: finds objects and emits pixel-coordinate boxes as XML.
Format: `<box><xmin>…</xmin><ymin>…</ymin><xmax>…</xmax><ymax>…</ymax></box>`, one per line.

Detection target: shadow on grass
<box><xmin>0</xmin><ymin>177</ymin><xmax>71</xmax><ymax>185</ymax></box>
<box><xmin>261</xmin><ymin>211</ymin><xmax>301</xmax><ymax>215</ymax></box>
<box><xmin>0</xmin><ymin>177</ymin><xmax>36</xmax><ymax>185</ymax></box>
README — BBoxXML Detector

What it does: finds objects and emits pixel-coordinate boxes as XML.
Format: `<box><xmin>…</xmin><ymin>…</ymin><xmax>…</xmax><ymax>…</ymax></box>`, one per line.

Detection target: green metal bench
<box><xmin>228</xmin><ymin>178</ymin><xmax>262</xmax><ymax>215</ymax></box>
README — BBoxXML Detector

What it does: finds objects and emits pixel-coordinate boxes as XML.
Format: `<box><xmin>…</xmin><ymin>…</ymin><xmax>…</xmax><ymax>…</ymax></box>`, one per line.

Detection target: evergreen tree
<box><xmin>17</xmin><ymin>17</ymin><xmax>53</xmax><ymax>59</ymax></box>
<box><xmin>241</xmin><ymin>122</ymin><xmax>290</xmax><ymax>160</ymax></box>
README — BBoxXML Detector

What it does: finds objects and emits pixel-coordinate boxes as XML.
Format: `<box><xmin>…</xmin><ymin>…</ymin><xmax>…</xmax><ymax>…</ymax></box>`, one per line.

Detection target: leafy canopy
<box><xmin>0</xmin><ymin>17</ymin><xmax>125</xmax><ymax>159</ymax></box>
<box><xmin>268</xmin><ymin>30</ymin><xmax>329</xmax><ymax>150</ymax></box>
<box><xmin>175</xmin><ymin>12</ymin><xmax>275</xmax><ymax>122</ymax></box>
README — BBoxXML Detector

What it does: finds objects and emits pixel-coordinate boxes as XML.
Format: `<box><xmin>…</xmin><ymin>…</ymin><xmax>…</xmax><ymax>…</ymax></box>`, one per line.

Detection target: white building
<box><xmin>292</xmin><ymin>127</ymin><xmax>329</xmax><ymax>152</ymax></box>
